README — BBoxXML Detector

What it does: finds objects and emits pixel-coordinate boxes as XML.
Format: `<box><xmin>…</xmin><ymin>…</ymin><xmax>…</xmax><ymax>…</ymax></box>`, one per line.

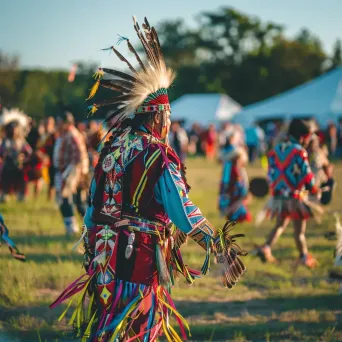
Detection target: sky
<box><xmin>1</xmin><ymin>0</ymin><xmax>342</xmax><ymax>70</ymax></box>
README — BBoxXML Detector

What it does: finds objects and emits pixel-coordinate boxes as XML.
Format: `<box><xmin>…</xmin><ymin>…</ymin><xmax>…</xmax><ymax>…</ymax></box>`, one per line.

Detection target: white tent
<box><xmin>233</xmin><ymin>67</ymin><xmax>342</xmax><ymax>128</ymax></box>
<box><xmin>171</xmin><ymin>93</ymin><xmax>242</xmax><ymax>127</ymax></box>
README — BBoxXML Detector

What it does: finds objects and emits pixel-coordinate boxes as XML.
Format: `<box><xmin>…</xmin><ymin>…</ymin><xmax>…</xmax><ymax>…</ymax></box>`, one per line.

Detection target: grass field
<box><xmin>0</xmin><ymin>158</ymin><xmax>341</xmax><ymax>342</ymax></box>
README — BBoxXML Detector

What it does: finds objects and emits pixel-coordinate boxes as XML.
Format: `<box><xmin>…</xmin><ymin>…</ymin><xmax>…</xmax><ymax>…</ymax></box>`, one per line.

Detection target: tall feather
<box><xmin>99</xmin><ymin>80</ymin><xmax>131</xmax><ymax>93</ymax></box>
<box><xmin>142</xmin><ymin>18</ymin><xmax>160</xmax><ymax>63</ymax></box>
<box><xmin>95</xmin><ymin>94</ymin><xmax>133</xmax><ymax>108</ymax></box>
<box><xmin>107</xmin><ymin>79</ymin><xmax>134</xmax><ymax>89</ymax></box>
<box><xmin>151</xmin><ymin>27</ymin><xmax>165</xmax><ymax>62</ymax></box>
<box><xmin>126</xmin><ymin>40</ymin><xmax>146</xmax><ymax>72</ymax></box>
<box><xmin>105</xmin><ymin>46</ymin><xmax>137</xmax><ymax>73</ymax></box>
<box><xmin>133</xmin><ymin>16</ymin><xmax>159</xmax><ymax>69</ymax></box>
<box><xmin>102</xmin><ymin>68</ymin><xmax>137</xmax><ymax>83</ymax></box>
<box><xmin>143</xmin><ymin>18</ymin><xmax>164</xmax><ymax>71</ymax></box>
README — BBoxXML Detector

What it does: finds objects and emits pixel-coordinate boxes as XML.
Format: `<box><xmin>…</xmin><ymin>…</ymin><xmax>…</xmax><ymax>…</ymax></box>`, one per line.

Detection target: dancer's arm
<box><xmin>155</xmin><ymin>161</ymin><xmax>216</xmax><ymax>251</ymax></box>
<box><xmin>155</xmin><ymin>161</ymin><xmax>247</xmax><ymax>281</ymax></box>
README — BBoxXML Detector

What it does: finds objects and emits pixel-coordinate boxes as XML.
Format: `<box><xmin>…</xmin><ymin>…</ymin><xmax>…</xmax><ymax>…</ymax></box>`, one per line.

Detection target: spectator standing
<box><xmin>0</xmin><ymin>121</ymin><xmax>32</xmax><ymax>202</ymax></box>
<box><xmin>245</xmin><ymin>124</ymin><xmax>265</xmax><ymax>163</ymax></box>
<box><xmin>39</xmin><ymin>116</ymin><xmax>58</xmax><ymax>200</ymax></box>
<box><xmin>327</xmin><ymin>122</ymin><xmax>337</xmax><ymax>157</ymax></box>
<box><xmin>55</xmin><ymin>111</ymin><xmax>89</xmax><ymax>235</ymax></box>
<box><xmin>188</xmin><ymin>122</ymin><xmax>202</xmax><ymax>156</ymax></box>
<box><xmin>202</xmin><ymin>124</ymin><xmax>217</xmax><ymax>161</ymax></box>
<box><xmin>170</xmin><ymin>121</ymin><xmax>188</xmax><ymax>163</ymax></box>
<box><xmin>218</xmin><ymin>122</ymin><xmax>234</xmax><ymax>150</ymax></box>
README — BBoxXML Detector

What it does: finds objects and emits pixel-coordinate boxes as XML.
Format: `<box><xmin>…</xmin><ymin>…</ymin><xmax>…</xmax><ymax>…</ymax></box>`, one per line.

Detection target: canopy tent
<box><xmin>171</xmin><ymin>93</ymin><xmax>242</xmax><ymax>127</ymax></box>
<box><xmin>233</xmin><ymin>67</ymin><xmax>342</xmax><ymax>128</ymax></box>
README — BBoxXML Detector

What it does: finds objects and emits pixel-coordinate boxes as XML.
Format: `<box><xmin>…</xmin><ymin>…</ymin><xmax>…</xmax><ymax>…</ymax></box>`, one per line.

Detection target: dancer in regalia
<box><xmin>51</xmin><ymin>17</ymin><xmax>247</xmax><ymax>342</ymax></box>
<box><xmin>256</xmin><ymin>119</ymin><xmax>319</xmax><ymax>268</ymax></box>
<box><xmin>0</xmin><ymin>109</ymin><xmax>32</xmax><ymax>202</ymax></box>
<box><xmin>218</xmin><ymin>131</ymin><xmax>251</xmax><ymax>223</ymax></box>
<box><xmin>54</xmin><ymin>111</ymin><xmax>89</xmax><ymax>235</ymax></box>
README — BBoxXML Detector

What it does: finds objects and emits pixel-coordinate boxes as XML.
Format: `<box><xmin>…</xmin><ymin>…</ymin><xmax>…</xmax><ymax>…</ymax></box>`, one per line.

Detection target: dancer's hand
<box><xmin>212</xmin><ymin>221</ymin><xmax>247</xmax><ymax>288</ymax></box>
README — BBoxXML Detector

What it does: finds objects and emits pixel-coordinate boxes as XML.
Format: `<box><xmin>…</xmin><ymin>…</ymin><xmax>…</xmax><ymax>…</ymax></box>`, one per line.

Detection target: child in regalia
<box><xmin>218</xmin><ymin>131</ymin><xmax>251</xmax><ymax>223</ymax></box>
<box><xmin>257</xmin><ymin>119</ymin><xmax>319</xmax><ymax>268</ymax></box>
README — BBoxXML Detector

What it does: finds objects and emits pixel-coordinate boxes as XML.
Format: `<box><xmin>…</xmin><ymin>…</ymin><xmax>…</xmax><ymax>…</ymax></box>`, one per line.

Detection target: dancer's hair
<box><xmin>288</xmin><ymin>119</ymin><xmax>311</xmax><ymax>141</ymax></box>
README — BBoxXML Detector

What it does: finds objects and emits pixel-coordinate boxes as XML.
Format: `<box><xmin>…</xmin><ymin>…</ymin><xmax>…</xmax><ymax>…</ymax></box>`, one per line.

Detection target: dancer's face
<box><xmin>154</xmin><ymin>111</ymin><xmax>171</xmax><ymax>139</ymax></box>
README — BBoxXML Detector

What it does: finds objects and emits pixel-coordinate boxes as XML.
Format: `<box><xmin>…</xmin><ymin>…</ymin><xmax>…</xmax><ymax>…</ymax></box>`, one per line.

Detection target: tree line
<box><xmin>1</xmin><ymin>7</ymin><xmax>341</xmax><ymax>121</ymax></box>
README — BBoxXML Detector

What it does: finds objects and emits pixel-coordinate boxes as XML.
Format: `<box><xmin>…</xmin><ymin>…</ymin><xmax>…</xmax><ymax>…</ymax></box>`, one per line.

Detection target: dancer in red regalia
<box><xmin>257</xmin><ymin>119</ymin><xmax>320</xmax><ymax>268</ymax></box>
<box><xmin>51</xmin><ymin>16</ymin><xmax>247</xmax><ymax>342</ymax></box>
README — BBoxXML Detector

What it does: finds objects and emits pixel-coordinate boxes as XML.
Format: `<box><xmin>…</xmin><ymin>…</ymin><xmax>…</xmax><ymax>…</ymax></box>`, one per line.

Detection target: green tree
<box><xmin>157</xmin><ymin>7</ymin><xmax>328</xmax><ymax>106</ymax></box>
<box><xmin>331</xmin><ymin>38</ymin><xmax>342</xmax><ymax>68</ymax></box>
<box><xmin>0</xmin><ymin>51</ymin><xmax>20</xmax><ymax>109</ymax></box>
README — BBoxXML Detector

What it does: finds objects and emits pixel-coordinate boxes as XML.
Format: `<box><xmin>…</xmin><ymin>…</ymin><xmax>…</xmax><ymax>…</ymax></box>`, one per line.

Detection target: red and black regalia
<box><xmin>51</xmin><ymin>17</ymin><xmax>247</xmax><ymax>342</ymax></box>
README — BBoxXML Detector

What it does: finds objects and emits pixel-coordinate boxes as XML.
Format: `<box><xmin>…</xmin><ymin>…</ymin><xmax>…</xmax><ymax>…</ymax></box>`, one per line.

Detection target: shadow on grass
<box><xmin>1</xmin><ymin>294</ymin><xmax>341</xmax><ymax>341</ymax></box>
<box><xmin>188</xmin><ymin>321</ymin><xmax>340</xmax><ymax>341</ymax></box>
<box><xmin>2</xmin><ymin>322</ymin><xmax>339</xmax><ymax>342</ymax></box>
<box><xmin>175</xmin><ymin>293</ymin><xmax>342</xmax><ymax>317</ymax></box>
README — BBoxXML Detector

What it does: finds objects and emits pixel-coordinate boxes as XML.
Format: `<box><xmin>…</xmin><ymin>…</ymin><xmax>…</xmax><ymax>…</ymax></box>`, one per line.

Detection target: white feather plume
<box><xmin>0</xmin><ymin>108</ymin><xmax>30</xmax><ymax>128</ymax></box>
<box><xmin>126</xmin><ymin>66</ymin><xmax>175</xmax><ymax>113</ymax></box>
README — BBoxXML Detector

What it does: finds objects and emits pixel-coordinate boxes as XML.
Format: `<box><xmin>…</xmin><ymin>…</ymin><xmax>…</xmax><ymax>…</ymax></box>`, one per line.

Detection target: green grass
<box><xmin>0</xmin><ymin>158</ymin><xmax>341</xmax><ymax>341</ymax></box>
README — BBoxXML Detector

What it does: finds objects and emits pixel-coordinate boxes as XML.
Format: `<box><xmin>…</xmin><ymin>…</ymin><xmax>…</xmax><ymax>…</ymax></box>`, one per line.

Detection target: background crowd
<box><xmin>0</xmin><ymin>112</ymin><xmax>100</xmax><ymax>203</ymax></box>
<box><xmin>169</xmin><ymin>118</ymin><xmax>342</xmax><ymax>163</ymax></box>
<box><xmin>1</xmin><ymin>109</ymin><xmax>341</xmax><ymax>206</ymax></box>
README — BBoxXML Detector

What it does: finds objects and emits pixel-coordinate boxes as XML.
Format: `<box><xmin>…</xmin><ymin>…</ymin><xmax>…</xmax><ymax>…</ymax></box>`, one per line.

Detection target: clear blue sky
<box><xmin>1</xmin><ymin>0</ymin><xmax>341</xmax><ymax>70</ymax></box>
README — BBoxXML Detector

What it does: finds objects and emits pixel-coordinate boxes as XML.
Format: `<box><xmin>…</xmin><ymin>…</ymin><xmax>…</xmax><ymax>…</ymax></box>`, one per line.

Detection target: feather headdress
<box><xmin>0</xmin><ymin>108</ymin><xmax>31</xmax><ymax>136</ymax></box>
<box><xmin>0</xmin><ymin>108</ymin><xmax>30</xmax><ymax>128</ymax></box>
<box><xmin>87</xmin><ymin>16</ymin><xmax>175</xmax><ymax>131</ymax></box>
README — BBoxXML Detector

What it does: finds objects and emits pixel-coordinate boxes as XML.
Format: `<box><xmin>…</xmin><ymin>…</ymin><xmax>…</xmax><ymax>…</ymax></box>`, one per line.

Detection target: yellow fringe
<box><xmin>157</xmin><ymin>286</ymin><xmax>191</xmax><ymax>336</ymax></box>
<box><xmin>81</xmin><ymin>310</ymin><xmax>98</xmax><ymax>342</ymax></box>
<box><xmin>86</xmin><ymin>80</ymin><xmax>100</xmax><ymax>100</ymax></box>
<box><xmin>68</xmin><ymin>278</ymin><xmax>92</xmax><ymax>328</ymax></box>
<box><xmin>162</xmin><ymin>315</ymin><xmax>173</xmax><ymax>342</ymax></box>
<box><xmin>87</xmin><ymin>293</ymin><xmax>95</xmax><ymax>320</ymax></box>
<box><xmin>168</xmin><ymin>324</ymin><xmax>183</xmax><ymax>342</ymax></box>
<box><xmin>58</xmin><ymin>296</ymin><xmax>75</xmax><ymax>322</ymax></box>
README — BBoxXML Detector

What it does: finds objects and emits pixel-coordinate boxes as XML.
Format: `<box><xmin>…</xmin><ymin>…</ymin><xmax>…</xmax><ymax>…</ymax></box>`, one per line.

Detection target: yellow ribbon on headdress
<box><xmin>86</xmin><ymin>80</ymin><xmax>100</xmax><ymax>100</ymax></box>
